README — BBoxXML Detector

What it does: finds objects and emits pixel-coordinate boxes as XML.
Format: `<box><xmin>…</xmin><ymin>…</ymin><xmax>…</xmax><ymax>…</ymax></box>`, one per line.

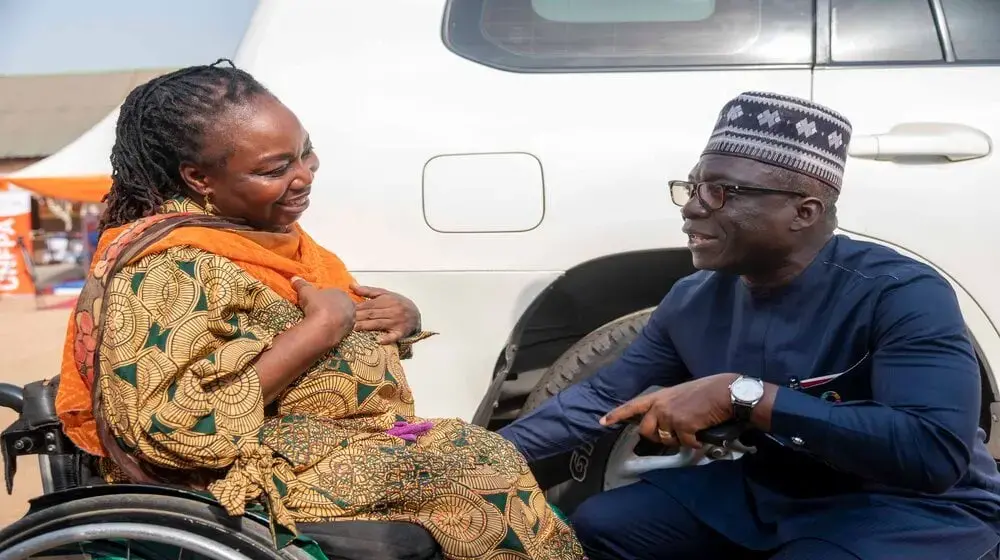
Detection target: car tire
<box><xmin>517</xmin><ymin>308</ymin><xmax>654</xmax><ymax>516</ymax></box>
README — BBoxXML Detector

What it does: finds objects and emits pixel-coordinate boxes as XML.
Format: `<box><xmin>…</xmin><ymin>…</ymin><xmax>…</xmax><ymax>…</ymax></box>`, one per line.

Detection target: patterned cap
<box><xmin>701</xmin><ymin>92</ymin><xmax>853</xmax><ymax>191</ymax></box>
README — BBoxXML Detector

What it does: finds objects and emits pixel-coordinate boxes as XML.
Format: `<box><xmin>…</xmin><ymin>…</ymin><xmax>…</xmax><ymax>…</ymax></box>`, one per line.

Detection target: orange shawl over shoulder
<box><xmin>56</xmin><ymin>219</ymin><xmax>361</xmax><ymax>456</ymax></box>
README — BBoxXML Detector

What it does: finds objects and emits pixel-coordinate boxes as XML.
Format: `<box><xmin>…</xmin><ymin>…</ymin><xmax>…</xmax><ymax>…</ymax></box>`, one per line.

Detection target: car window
<box><xmin>443</xmin><ymin>0</ymin><xmax>814</xmax><ymax>72</ymax></box>
<box><xmin>829</xmin><ymin>0</ymin><xmax>943</xmax><ymax>63</ymax></box>
<box><xmin>940</xmin><ymin>0</ymin><xmax>1000</xmax><ymax>61</ymax></box>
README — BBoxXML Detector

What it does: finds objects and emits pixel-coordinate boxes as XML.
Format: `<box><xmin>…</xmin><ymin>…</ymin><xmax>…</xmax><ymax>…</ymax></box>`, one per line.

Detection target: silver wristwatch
<box><xmin>729</xmin><ymin>375</ymin><xmax>765</xmax><ymax>421</ymax></box>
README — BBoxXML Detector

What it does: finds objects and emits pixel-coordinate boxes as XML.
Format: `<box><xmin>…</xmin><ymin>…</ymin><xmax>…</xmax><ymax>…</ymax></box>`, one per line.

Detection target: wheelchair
<box><xmin>0</xmin><ymin>377</ymin><xmax>443</xmax><ymax>560</ymax></box>
<box><xmin>0</xmin><ymin>377</ymin><xmax>751</xmax><ymax>560</ymax></box>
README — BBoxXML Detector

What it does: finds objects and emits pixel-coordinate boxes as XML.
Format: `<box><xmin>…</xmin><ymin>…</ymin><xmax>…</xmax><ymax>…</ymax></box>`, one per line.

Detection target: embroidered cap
<box><xmin>701</xmin><ymin>92</ymin><xmax>853</xmax><ymax>192</ymax></box>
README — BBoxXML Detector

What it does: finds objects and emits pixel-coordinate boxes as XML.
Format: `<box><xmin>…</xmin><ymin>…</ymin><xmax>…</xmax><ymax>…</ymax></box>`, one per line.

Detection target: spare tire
<box><xmin>517</xmin><ymin>308</ymin><xmax>655</xmax><ymax>515</ymax></box>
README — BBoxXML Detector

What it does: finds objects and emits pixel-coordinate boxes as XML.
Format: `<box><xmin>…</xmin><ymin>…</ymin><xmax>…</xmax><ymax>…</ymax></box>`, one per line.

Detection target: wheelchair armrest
<box><xmin>21</xmin><ymin>377</ymin><xmax>61</xmax><ymax>429</ymax></box>
<box><xmin>2</xmin><ymin>378</ymin><xmax>78</xmax><ymax>495</ymax></box>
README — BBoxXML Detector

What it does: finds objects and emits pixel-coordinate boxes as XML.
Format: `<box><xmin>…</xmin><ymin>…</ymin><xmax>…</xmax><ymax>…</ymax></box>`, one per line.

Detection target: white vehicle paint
<box><xmin>10</xmin><ymin>0</ymin><xmax>1000</xmax><ymax>456</ymax></box>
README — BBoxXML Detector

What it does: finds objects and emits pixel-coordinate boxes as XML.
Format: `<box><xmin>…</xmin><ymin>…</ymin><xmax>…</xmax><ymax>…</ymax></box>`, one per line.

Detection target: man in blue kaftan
<box><xmin>500</xmin><ymin>92</ymin><xmax>1000</xmax><ymax>559</ymax></box>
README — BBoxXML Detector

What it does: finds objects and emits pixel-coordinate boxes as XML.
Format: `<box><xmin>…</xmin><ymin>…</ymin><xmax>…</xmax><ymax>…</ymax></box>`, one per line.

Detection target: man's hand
<box><xmin>351</xmin><ymin>283</ymin><xmax>421</xmax><ymax>344</ymax></box>
<box><xmin>599</xmin><ymin>373</ymin><xmax>739</xmax><ymax>448</ymax></box>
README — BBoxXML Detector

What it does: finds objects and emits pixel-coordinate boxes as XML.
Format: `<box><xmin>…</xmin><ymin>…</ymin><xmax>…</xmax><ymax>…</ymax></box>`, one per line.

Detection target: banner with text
<box><xmin>0</xmin><ymin>188</ymin><xmax>35</xmax><ymax>295</ymax></box>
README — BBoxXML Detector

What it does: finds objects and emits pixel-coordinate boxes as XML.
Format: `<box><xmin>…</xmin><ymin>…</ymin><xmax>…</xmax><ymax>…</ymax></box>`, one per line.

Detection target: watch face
<box><xmin>732</xmin><ymin>377</ymin><xmax>764</xmax><ymax>402</ymax></box>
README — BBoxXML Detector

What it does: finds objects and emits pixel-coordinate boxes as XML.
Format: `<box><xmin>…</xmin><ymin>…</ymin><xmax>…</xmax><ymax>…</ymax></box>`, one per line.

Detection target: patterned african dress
<box><xmin>88</xmin><ymin>206</ymin><xmax>584</xmax><ymax>559</ymax></box>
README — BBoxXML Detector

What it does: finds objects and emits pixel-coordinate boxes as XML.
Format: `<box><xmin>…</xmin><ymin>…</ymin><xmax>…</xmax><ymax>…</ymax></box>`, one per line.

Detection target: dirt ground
<box><xmin>0</xmin><ymin>295</ymin><xmax>75</xmax><ymax>528</ymax></box>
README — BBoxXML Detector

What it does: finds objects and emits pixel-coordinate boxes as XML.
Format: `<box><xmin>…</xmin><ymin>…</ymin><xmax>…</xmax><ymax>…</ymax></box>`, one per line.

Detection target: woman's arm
<box><xmin>255</xmin><ymin>314</ymin><xmax>346</xmax><ymax>404</ymax></box>
<box><xmin>95</xmin><ymin>252</ymin><xmax>351</xmax><ymax>474</ymax></box>
<box><xmin>254</xmin><ymin>276</ymin><xmax>356</xmax><ymax>403</ymax></box>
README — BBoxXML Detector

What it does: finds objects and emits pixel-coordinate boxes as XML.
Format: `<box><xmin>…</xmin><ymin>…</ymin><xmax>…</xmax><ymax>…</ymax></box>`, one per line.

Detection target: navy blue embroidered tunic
<box><xmin>501</xmin><ymin>235</ymin><xmax>1000</xmax><ymax>558</ymax></box>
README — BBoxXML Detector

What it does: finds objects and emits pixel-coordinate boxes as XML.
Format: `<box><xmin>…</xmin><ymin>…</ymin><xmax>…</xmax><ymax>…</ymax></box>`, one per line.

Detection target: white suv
<box><xmin>21</xmin><ymin>0</ymin><xmax>1000</xmax><ymax>513</ymax></box>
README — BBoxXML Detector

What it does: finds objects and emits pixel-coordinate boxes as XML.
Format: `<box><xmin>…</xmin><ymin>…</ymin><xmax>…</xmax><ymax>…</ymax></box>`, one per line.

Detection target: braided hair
<box><xmin>99</xmin><ymin>59</ymin><xmax>271</xmax><ymax>232</ymax></box>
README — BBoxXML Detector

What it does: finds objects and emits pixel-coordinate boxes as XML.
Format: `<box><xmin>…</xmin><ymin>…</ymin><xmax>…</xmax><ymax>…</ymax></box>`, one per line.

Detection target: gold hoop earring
<box><xmin>204</xmin><ymin>194</ymin><xmax>217</xmax><ymax>215</ymax></box>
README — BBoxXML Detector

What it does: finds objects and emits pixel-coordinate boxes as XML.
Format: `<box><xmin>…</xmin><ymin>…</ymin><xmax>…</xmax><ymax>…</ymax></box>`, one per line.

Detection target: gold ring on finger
<box><xmin>657</xmin><ymin>428</ymin><xmax>674</xmax><ymax>441</ymax></box>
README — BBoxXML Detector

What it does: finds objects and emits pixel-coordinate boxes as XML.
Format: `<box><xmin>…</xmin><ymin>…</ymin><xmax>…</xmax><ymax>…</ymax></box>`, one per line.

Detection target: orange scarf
<box><xmin>56</xmin><ymin>220</ymin><xmax>361</xmax><ymax>456</ymax></box>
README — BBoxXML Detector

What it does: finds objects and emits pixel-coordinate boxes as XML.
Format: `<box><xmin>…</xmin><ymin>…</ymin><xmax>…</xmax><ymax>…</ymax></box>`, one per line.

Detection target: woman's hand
<box><xmin>254</xmin><ymin>278</ymin><xmax>356</xmax><ymax>404</ymax></box>
<box><xmin>351</xmin><ymin>284</ymin><xmax>421</xmax><ymax>344</ymax></box>
<box><xmin>292</xmin><ymin>277</ymin><xmax>356</xmax><ymax>344</ymax></box>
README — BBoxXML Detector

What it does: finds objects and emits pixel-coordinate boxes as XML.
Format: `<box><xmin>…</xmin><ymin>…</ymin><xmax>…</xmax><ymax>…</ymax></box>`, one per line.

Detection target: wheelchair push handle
<box><xmin>623</xmin><ymin>414</ymin><xmax>749</xmax><ymax>442</ymax></box>
<box><xmin>622</xmin><ymin>414</ymin><xmax>751</xmax><ymax>449</ymax></box>
<box><xmin>695</xmin><ymin>420</ymin><xmax>749</xmax><ymax>447</ymax></box>
<box><xmin>0</xmin><ymin>383</ymin><xmax>23</xmax><ymax>415</ymax></box>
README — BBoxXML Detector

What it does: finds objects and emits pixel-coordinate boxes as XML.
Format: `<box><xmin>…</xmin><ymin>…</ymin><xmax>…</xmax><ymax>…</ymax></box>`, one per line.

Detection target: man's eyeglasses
<box><xmin>668</xmin><ymin>180</ymin><xmax>804</xmax><ymax>211</ymax></box>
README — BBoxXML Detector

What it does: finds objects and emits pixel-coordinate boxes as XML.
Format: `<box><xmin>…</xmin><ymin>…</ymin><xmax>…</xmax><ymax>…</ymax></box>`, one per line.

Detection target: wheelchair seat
<box><xmin>0</xmin><ymin>376</ymin><xmax>442</xmax><ymax>560</ymax></box>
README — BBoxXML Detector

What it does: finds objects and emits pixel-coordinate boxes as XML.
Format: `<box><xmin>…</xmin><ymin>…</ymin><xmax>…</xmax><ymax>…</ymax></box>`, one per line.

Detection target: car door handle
<box><xmin>848</xmin><ymin>123</ymin><xmax>992</xmax><ymax>162</ymax></box>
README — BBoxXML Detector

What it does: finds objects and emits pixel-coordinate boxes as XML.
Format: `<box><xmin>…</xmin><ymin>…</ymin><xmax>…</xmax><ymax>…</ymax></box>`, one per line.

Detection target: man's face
<box><xmin>681</xmin><ymin>155</ymin><xmax>804</xmax><ymax>273</ymax></box>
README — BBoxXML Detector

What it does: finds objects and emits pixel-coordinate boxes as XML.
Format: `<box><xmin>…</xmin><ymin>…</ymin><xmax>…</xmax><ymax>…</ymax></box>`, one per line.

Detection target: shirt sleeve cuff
<box><xmin>396</xmin><ymin>330</ymin><xmax>437</xmax><ymax>360</ymax></box>
<box><xmin>769</xmin><ymin>386</ymin><xmax>834</xmax><ymax>445</ymax></box>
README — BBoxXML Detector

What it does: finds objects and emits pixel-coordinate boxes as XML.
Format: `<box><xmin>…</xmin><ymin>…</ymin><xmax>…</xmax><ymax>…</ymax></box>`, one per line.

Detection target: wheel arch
<box><xmin>472</xmin><ymin>247</ymin><xmax>696</xmax><ymax>427</ymax></box>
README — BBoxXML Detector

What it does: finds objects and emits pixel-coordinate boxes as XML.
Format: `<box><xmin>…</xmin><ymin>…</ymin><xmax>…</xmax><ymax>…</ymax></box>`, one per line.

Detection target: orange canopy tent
<box><xmin>0</xmin><ymin>175</ymin><xmax>111</xmax><ymax>204</ymax></box>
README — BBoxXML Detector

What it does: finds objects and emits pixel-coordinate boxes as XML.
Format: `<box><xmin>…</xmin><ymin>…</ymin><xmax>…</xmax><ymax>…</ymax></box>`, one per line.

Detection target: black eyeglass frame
<box><xmin>668</xmin><ymin>180</ymin><xmax>805</xmax><ymax>211</ymax></box>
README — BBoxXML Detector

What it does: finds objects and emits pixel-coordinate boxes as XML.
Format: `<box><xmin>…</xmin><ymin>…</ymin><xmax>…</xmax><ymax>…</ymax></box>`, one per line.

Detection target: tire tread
<box><xmin>521</xmin><ymin>308</ymin><xmax>654</xmax><ymax>414</ymax></box>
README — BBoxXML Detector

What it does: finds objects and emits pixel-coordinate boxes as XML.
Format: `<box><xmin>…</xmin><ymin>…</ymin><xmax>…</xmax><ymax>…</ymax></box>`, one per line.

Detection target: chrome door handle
<box><xmin>848</xmin><ymin>123</ymin><xmax>992</xmax><ymax>162</ymax></box>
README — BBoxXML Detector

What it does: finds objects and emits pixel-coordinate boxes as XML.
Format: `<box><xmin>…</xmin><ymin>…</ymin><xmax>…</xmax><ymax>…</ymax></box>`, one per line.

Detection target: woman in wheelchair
<box><xmin>51</xmin><ymin>60</ymin><xmax>584</xmax><ymax>559</ymax></box>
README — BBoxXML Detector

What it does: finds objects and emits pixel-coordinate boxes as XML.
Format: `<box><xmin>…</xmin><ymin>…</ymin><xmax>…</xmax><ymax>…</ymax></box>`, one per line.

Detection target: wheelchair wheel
<box><xmin>0</xmin><ymin>492</ymin><xmax>316</xmax><ymax>560</ymax></box>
